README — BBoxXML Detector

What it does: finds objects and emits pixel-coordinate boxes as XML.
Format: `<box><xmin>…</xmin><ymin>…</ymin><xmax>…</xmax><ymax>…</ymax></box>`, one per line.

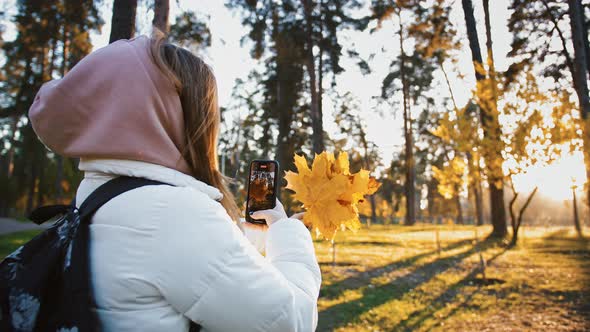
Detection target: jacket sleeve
<box><xmin>152</xmin><ymin>187</ymin><xmax>322</xmax><ymax>332</ymax></box>
<box><xmin>239</xmin><ymin>220</ymin><xmax>268</xmax><ymax>254</ymax></box>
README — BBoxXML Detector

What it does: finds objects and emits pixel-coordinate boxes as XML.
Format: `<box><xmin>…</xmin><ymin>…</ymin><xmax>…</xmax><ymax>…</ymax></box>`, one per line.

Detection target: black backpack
<box><xmin>0</xmin><ymin>176</ymin><xmax>202</xmax><ymax>332</ymax></box>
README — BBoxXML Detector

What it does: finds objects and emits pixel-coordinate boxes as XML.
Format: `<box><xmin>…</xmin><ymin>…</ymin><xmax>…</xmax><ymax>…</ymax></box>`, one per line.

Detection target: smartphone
<box><xmin>246</xmin><ymin>160</ymin><xmax>279</xmax><ymax>224</ymax></box>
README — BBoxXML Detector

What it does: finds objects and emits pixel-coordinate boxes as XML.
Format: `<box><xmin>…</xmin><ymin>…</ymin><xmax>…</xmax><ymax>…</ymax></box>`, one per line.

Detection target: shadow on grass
<box><xmin>317</xmin><ymin>238</ymin><xmax>502</xmax><ymax>330</ymax></box>
<box><xmin>394</xmin><ymin>235</ymin><xmax>590</xmax><ymax>331</ymax></box>
<box><xmin>392</xmin><ymin>248</ymin><xmax>508</xmax><ymax>331</ymax></box>
<box><xmin>329</xmin><ymin>240</ymin><xmax>408</xmax><ymax>247</ymax></box>
<box><xmin>374</xmin><ymin>225</ymin><xmax>479</xmax><ymax>235</ymax></box>
<box><xmin>539</xmin><ymin>235</ymin><xmax>590</xmax><ymax>316</ymax></box>
<box><xmin>383</xmin><ymin>225</ymin><xmax>443</xmax><ymax>234</ymax></box>
<box><xmin>320</xmin><ymin>239</ymin><xmax>474</xmax><ymax>300</ymax></box>
<box><xmin>536</xmin><ymin>233</ymin><xmax>590</xmax><ymax>255</ymax></box>
<box><xmin>543</xmin><ymin>228</ymin><xmax>578</xmax><ymax>239</ymax></box>
<box><xmin>319</xmin><ymin>262</ymin><xmax>359</xmax><ymax>268</ymax></box>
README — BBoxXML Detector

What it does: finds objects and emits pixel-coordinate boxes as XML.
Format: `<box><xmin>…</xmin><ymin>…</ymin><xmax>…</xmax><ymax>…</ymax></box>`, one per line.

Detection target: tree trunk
<box><xmin>275</xmin><ymin>77</ymin><xmax>291</xmax><ymax>198</ymax></box>
<box><xmin>466</xmin><ymin>152</ymin><xmax>484</xmax><ymax>225</ymax></box>
<box><xmin>0</xmin><ymin>156</ymin><xmax>7</xmax><ymax>216</ymax></box>
<box><xmin>318</xmin><ymin>0</ymin><xmax>324</xmax><ymax>138</ymax></box>
<box><xmin>489</xmin><ymin>186</ymin><xmax>507</xmax><ymax>237</ymax></box>
<box><xmin>440</xmin><ymin>60</ymin><xmax>459</xmax><ymax>109</ymax></box>
<box><xmin>6</xmin><ymin>57</ymin><xmax>33</xmax><ymax>179</ymax></box>
<box><xmin>36</xmin><ymin>153</ymin><xmax>45</xmax><ymax>208</ymax></box>
<box><xmin>541</xmin><ymin>0</ymin><xmax>577</xmax><ymax>88</ymax></box>
<box><xmin>6</xmin><ymin>119</ymin><xmax>18</xmax><ymax>178</ymax></box>
<box><xmin>462</xmin><ymin>0</ymin><xmax>507</xmax><ymax>237</ymax></box>
<box><xmin>455</xmin><ymin>190</ymin><xmax>464</xmax><ymax>224</ymax></box>
<box><xmin>364</xmin><ymin>150</ymin><xmax>377</xmax><ymax>226</ymax></box>
<box><xmin>272</xmin><ymin>8</ymin><xmax>296</xmax><ymax>203</ymax></box>
<box><xmin>483</xmin><ymin>0</ymin><xmax>508</xmax><ymax>237</ymax></box>
<box><xmin>427</xmin><ymin>177</ymin><xmax>437</xmax><ymax>220</ymax></box>
<box><xmin>568</xmin><ymin>0</ymin><xmax>590</xmax><ymax>216</ymax></box>
<box><xmin>509</xmin><ymin>187</ymin><xmax>538</xmax><ymax>246</ymax></box>
<box><xmin>26</xmin><ymin>146</ymin><xmax>39</xmax><ymax>214</ymax></box>
<box><xmin>578</xmin><ymin>0</ymin><xmax>590</xmax><ymax>79</ymax></box>
<box><xmin>399</xmin><ymin>17</ymin><xmax>416</xmax><ymax>226</ymax></box>
<box><xmin>303</xmin><ymin>0</ymin><xmax>324</xmax><ymax>154</ymax></box>
<box><xmin>474</xmin><ymin>180</ymin><xmax>484</xmax><ymax>225</ymax></box>
<box><xmin>152</xmin><ymin>0</ymin><xmax>170</xmax><ymax>34</ymax></box>
<box><xmin>359</xmin><ymin>119</ymin><xmax>377</xmax><ymax>226</ymax></box>
<box><xmin>573</xmin><ymin>187</ymin><xmax>583</xmax><ymax>237</ymax></box>
<box><xmin>109</xmin><ymin>0</ymin><xmax>138</xmax><ymax>43</ymax></box>
<box><xmin>508</xmin><ymin>191</ymin><xmax>518</xmax><ymax>245</ymax></box>
<box><xmin>273</xmin><ymin>7</ymin><xmax>284</xmax><ymax>175</ymax></box>
<box><xmin>476</xmin><ymin>154</ymin><xmax>485</xmax><ymax>225</ymax></box>
<box><xmin>462</xmin><ymin>0</ymin><xmax>485</xmax><ymax>81</ymax></box>
<box><xmin>369</xmin><ymin>195</ymin><xmax>377</xmax><ymax>226</ymax></box>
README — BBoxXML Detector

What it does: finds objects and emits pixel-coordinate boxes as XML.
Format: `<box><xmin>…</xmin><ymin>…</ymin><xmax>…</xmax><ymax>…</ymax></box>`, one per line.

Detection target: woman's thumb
<box><xmin>250</xmin><ymin>210</ymin><xmax>272</xmax><ymax>222</ymax></box>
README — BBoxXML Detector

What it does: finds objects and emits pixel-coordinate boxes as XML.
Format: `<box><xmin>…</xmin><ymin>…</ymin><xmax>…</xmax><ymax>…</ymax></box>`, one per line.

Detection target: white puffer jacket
<box><xmin>75</xmin><ymin>159</ymin><xmax>322</xmax><ymax>332</ymax></box>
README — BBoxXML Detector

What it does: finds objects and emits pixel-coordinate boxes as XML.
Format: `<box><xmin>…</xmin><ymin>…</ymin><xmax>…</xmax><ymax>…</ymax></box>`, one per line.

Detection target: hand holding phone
<box><xmin>249</xmin><ymin>200</ymin><xmax>287</xmax><ymax>226</ymax></box>
<box><xmin>246</xmin><ymin>160</ymin><xmax>279</xmax><ymax>224</ymax></box>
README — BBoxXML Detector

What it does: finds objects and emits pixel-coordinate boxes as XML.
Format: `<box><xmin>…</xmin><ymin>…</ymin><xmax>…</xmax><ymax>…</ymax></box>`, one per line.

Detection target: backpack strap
<box><xmin>69</xmin><ymin>177</ymin><xmax>203</xmax><ymax>331</ymax></box>
<box><xmin>77</xmin><ymin>176</ymin><xmax>168</xmax><ymax>224</ymax></box>
<box><xmin>27</xmin><ymin>176</ymin><xmax>168</xmax><ymax>225</ymax></box>
<box><xmin>29</xmin><ymin>204</ymin><xmax>72</xmax><ymax>225</ymax></box>
<box><xmin>68</xmin><ymin>176</ymin><xmax>168</xmax><ymax>331</ymax></box>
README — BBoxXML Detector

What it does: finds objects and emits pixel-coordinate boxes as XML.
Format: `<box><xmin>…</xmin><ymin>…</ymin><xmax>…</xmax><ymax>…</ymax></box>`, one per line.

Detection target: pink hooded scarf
<box><xmin>29</xmin><ymin>36</ymin><xmax>191</xmax><ymax>174</ymax></box>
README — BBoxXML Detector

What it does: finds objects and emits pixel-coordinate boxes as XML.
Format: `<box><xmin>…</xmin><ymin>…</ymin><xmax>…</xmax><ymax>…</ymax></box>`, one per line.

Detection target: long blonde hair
<box><xmin>150</xmin><ymin>32</ymin><xmax>241</xmax><ymax>221</ymax></box>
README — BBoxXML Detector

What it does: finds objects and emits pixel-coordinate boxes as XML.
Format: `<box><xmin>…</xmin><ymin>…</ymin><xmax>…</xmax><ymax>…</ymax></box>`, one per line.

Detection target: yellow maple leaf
<box><xmin>367</xmin><ymin>177</ymin><xmax>381</xmax><ymax>194</ymax></box>
<box><xmin>331</xmin><ymin>152</ymin><xmax>350</xmax><ymax>176</ymax></box>
<box><xmin>285</xmin><ymin>152</ymin><xmax>381</xmax><ymax>240</ymax></box>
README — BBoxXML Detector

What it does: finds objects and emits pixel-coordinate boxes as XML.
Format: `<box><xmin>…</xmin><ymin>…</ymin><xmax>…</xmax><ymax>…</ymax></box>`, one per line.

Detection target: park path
<box><xmin>0</xmin><ymin>217</ymin><xmax>49</xmax><ymax>235</ymax></box>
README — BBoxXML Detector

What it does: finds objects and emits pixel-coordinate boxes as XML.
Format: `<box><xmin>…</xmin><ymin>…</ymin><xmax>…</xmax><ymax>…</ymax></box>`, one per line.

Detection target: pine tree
<box><xmin>509</xmin><ymin>0</ymin><xmax>590</xmax><ymax>215</ymax></box>
<box><xmin>303</xmin><ymin>0</ymin><xmax>323</xmax><ymax>154</ymax></box>
<box><xmin>568</xmin><ymin>0</ymin><xmax>590</xmax><ymax>217</ymax></box>
<box><xmin>227</xmin><ymin>0</ymin><xmax>363</xmax><ymax>211</ymax></box>
<box><xmin>152</xmin><ymin>0</ymin><xmax>170</xmax><ymax>33</ymax></box>
<box><xmin>372</xmin><ymin>0</ymin><xmax>458</xmax><ymax>226</ymax></box>
<box><xmin>0</xmin><ymin>0</ymin><xmax>102</xmax><ymax>216</ymax></box>
<box><xmin>332</xmin><ymin>91</ymin><xmax>381</xmax><ymax>224</ymax></box>
<box><xmin>110</xmin><ymin>0</ymin><xmax>138</xmax><ymax>43</ymax></box>
<box><xmin>461</xmin><ymin>0</ymin><xmax>508</xmax><ymax>237</ymax></box>
<box><xmin>169</xmin><ymin>11</ymin><xmax>212</xmax><ymax>50</ymax></box>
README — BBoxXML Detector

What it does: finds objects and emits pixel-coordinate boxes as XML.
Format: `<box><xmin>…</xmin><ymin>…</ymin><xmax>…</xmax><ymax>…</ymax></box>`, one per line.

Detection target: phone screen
<box><xmin>246</xmin><ymin>161</ymin><xmax>278</xmax><ymax>224</ymax></box>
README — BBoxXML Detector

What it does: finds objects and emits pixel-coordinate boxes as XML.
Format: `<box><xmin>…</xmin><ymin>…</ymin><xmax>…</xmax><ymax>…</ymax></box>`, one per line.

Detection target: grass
<box><xmin>0</xmin><ymin>229</ymin><xmax>41</xmax><ymax>257</ymax></box>
<box><xmin>1</xmin><ymin>225</ymin><xmax>588</xmax><ymax>331</ymax></box>
<box><xmin>315</xmin><ymin>225</ymin><xmax>590</xmax><ymax>331</ymax></box>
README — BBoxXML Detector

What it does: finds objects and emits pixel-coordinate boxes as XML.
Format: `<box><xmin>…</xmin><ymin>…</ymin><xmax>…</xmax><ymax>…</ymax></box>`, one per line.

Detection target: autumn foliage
<box><xmin>285</xmin><ymin>152</ymin><xmax>381</xmax><ymax>240</ymax></box>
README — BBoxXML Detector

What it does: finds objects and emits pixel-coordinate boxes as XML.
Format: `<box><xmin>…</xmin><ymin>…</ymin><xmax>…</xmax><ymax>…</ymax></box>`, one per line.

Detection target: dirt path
<box><xmin>0</xmin><ymin>217</ymin><xmax>49</xmax><ymax>235</ymax></box>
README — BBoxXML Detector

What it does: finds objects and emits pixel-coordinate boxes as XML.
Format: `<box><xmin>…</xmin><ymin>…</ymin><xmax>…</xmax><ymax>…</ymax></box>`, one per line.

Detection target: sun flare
<box><xmin>512</xmin><ymin>151</ymin><xmax>586</xmax><ymax>201</ymax></box>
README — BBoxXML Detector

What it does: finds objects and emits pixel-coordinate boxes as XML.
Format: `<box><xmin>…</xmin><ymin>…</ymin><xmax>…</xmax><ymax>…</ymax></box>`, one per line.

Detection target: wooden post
<box><xmin>479</xmin><ymin>251</ymin><xmax>487</xmax><ymax>282</ymax></box>
<box><xmin>331</xmin><ymin>240</ymin><xmax>336</xmax><ymax>268</ymax></box>
<box><xmin>435</xmin><ymin>229</ymin><xmax>441</xmax><ymax>256</ymax></box>
<box><xmin>474</xmin><ymin>226</ymin><xmax>486</xmax><ymax>281</ymax></box>
<box><xmin>573</xmin><ymin>185</ymin><xmax>583</xmax><ymax>237</ymax></box>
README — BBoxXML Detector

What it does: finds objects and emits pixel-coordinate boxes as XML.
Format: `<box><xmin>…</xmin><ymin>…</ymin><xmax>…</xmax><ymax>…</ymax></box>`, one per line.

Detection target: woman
<box><xmin>28</xmin><ymin>33</ymin><xmax>321</xmax><ymax>331</ymax></box>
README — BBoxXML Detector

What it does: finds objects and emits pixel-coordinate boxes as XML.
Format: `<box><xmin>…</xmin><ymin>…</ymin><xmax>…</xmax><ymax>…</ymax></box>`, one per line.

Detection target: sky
<box><xmin>84</xmin><ymin>0</ymin><xmax>507</xmax><ymax>162</ymax></box>
<box><xmin>2</xmin><ymin>0</ymin><xmax>586</xmax><ymax>202</ymax></box>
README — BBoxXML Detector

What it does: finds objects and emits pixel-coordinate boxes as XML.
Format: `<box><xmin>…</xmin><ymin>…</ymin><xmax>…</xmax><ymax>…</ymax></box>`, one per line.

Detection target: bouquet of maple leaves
<box><xmin>285</xmin><ymin>152</ymin><xmax>381</xmax><ymax>240</ymax></box>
